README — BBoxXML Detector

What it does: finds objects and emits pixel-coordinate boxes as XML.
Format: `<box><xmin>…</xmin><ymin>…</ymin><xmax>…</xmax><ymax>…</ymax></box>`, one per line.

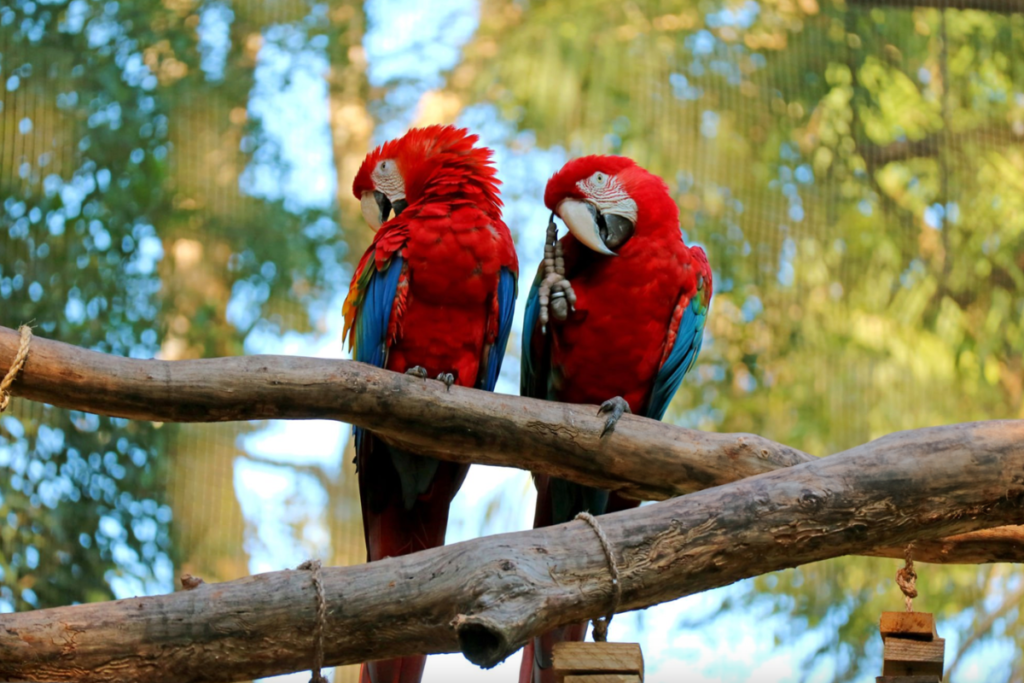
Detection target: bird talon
<box><xmin>597</xmin><ymin>396</ymin><xmax>631</xmax><ymax>437</ymax></box>
<box><xmin>436</xmin><ymin>372</ymin><xmax>455</xmax><ymax>391</ymax></box>
<box><xmin>405</xmin><ymin>366</ymin><xmax>428</xmax><ymax>380</ymax></box>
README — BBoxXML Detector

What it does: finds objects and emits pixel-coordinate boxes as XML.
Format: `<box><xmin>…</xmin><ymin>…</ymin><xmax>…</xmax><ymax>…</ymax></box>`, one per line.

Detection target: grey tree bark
<box><xmin>0</xmin><ymin>419</ymin><xmax>1021</xmax><ymax>682</ymax></box>
<box><xmin>0</xmin><ymin>325</ymin><xmax>1020</xmax><ymax>563</ymax></box>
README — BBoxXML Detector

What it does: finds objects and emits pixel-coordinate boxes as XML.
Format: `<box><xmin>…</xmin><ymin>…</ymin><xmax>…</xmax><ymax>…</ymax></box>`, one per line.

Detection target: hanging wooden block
<box><xmin>880</xmin><ymin>612</ymin><xmax>938</xmax><ymax>640</ymax></box>
<box><xmin>881</xmin><ymin>638</ymin><xmax>945</xmax><ymax>676</ymax></box>
<box><xmin>552</xmin><ymin>642</ymin><xmax>644</xmax><ymax>683</ymax></box>
<box><xmin>877</xmin><ymin>611</ymin><xmax>945</xmax><ymax>682</ymax></box>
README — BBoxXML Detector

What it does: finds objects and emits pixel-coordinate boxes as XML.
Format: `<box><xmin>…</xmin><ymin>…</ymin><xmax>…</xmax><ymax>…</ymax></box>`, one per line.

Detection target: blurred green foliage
<box><xmin>0</xmin><ymin>0</ymin><xmax>355</xmax><ymax>610</ymax></box>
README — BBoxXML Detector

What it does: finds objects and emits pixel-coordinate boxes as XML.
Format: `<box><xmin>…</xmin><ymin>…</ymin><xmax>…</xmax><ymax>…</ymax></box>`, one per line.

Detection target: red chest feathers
<box><xmin>404</xmin><ymin>204</ymin><xmax>508</xmax><ymax>306</ymax></box>
<box><xmin>384</xmin><ymin>204</ymin><xmax>512</xmax><ymax>387</ymax></box>
<box><xmin>548</xmin><ymin>241</ymin><xmax>688</xmax><ymax>411</ymax></box>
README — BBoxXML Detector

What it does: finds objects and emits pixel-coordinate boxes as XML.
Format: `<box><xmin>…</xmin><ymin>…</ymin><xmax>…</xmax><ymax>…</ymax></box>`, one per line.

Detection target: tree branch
<box><xmin>861</xmin><ymin>124</ymin><xmax>1021</xmax><ymax>170</ymax></box>
<box><xmin>845</xmin><ymin>0</ymin><xmax>1024</xmax><ymax>13</ymax></box>
<box><xmin>0</xmin><ymin>419</ymin><xmax>1022</xmax><ymax>682</ymax></box>
<box><xmin>0</xmin><ymin>325</ymin><xmax>816</xmax><ymax>500</ymax></box>
<box><xmin>0</xmin><ymin>325</ymin><xmax>1021</xmax><ymax>564</ymax></box>
<box><xmin>945</xmin><ymin>582</ymin><xmax>1024</xmax><ymax>678</ymax></box>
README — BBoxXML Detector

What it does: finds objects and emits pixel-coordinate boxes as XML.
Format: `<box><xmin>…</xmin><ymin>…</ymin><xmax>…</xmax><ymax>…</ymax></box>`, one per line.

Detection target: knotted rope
<box><xmin>297</xmin><ymin>559</ymin><xmax>328</xmax><ymax>683</ymax></box>
<box><xmin>895</xmin><ymin>543</ymin><xmax>917</xmax><ymax>612</ymax></box>
<box><xmin>0</xmin><ymin>325</ymin><xmax>32</xmax><ymax>413</ymax></box>
<box><xmin>575</xmin><ymin>511</ymin><xmax>622</xmax><ymax>643</ymax></box>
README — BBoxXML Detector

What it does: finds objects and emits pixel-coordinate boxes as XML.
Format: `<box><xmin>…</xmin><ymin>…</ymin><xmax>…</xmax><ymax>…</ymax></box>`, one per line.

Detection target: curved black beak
<box><xmin>373</xmin><ymin>192</ymin><xmax>409</xmax><ymax>225</ymax></box>
<box><xmin>373</xmin><ymin>191</ymin><xmax>392</xmax><ymax>225</ymax></box>
<box><xmin>584</xmin><ymin>203</ymin><xmax>634</xmax><ymax>251</ymax></box>
<box><xmin>361</xmin><ymin>190</ymin><xmax>407</xmax><ymax>232</ymax></box>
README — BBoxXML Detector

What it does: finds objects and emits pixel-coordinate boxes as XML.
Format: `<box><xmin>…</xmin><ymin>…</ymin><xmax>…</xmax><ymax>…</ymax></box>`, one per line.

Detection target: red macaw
<box><xmin>518</xmin><ymin>155</ymin><xmax>713</xmax><ymax>683</ymax></box>
<box><xmin>343</xmin><ymin>125</ymin><xmax>518</xmax><ymax>683</ymax></box>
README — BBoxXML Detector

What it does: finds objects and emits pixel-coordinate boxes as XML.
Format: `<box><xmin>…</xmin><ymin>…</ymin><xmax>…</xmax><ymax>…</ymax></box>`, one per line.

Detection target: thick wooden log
<box><xmin>2</xmin><ymin>326</ymin><xmax>1022</xmax><ymax>564</ymax></box>
<box><xmin>0</xmin><ymin>325</ymin><xmax>1022</xmax><ymax>564</ymax></box>
<box><xmin>0</xmin><ymin>326</ymin><xmax>808</xmax><ymax>501</ymax></box>
<box><xmin>0</xmin><ymin>420</ymin><xmax>1022</xmax><ymax>683</ymax></box>
<box><xmin>863</xmin><ymin>526</ymin><xmax>1024</xmax><ymax>564</ymax></box>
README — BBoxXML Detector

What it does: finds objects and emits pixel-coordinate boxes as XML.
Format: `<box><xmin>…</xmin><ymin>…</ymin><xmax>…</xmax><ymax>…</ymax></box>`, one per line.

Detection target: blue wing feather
<box><xmin>520</xmin><ymin>264</ymin><xmax>544</xmax><ymax>398</ymax></box>
<box><xmin>645</xmin><ymin>289</ymin><xmax>709</xmax><ymax>421</ymax></box>
<box><xmin>479</xmin><ymin>266</ymin><xmax>517</xmax><ymax>392</ymax></box>
<box><xmin>352</xmin><ymin>256</ymin><xmax>403</xmax><ymax>452</ymax></box>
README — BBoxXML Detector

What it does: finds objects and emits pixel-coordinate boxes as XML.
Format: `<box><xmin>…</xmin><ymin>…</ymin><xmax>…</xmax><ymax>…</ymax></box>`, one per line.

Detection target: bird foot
<box><xmin>538</xmin><ymin>214</ymin><xmax>577</xmax><ymax>333</ymax></box>
<box><xmin>436</xmin><ymin>372</ymin><xmax>455</xmax><ymax>391</ymax></box>
<box><xmin>597</xmin><ymin>396</ymin><xmax>631</xmax><ymax>437</ymax></box>
<box><xmin>405</xmin><ymin>366</ymin><xmax>428</xmax><ymax>380</ymax></box>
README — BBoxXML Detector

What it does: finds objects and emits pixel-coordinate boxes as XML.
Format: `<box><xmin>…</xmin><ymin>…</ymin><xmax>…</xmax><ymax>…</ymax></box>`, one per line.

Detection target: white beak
<box><xmin>556</xmin><ymin>199</ymin><xmax>616</xmax><ymax>256</ymax></box>
<box><xmin>360</xmin><ymin>191</ymin><xmax>382</xmax><ymax>232</ymax></box>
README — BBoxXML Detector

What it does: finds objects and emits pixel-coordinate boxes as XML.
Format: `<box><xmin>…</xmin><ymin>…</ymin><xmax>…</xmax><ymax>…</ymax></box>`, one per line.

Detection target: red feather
<box><xmin>539</xmin><ymin>156</ymin><xmax>697</xmax><ymax>412</ymax></box>
<box><xmin>346</xmin><ymin>126</ymin><xmax>518</xmax><ymax>683</ymax></box>
<box><xmin>522</xmin><ymin>156</ymin><xmax>710</xmax><ymax>683</ymax></box>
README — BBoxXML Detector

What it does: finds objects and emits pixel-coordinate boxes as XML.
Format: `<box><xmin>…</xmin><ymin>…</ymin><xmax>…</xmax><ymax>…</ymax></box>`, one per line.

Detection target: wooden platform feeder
<box><xmin>552</xmin><ymin>642</ymin><xmax>644</xmax><ymax>683</ymax></box>
<box><xmin>876</xmin><ymin>611</ymin><xmax>945</xmax><ymax>683</ymax></box>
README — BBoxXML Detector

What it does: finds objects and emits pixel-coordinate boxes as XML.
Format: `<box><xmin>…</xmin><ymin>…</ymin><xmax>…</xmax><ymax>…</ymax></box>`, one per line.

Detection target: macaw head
<box><xmin>544</xmin><ymin>155</ymin><xmax>678</xmax><ymax>255</ymax></box>
<box><xmin>353</xmin><ymin>125</ymin><xmax>501</xmax><ymax>231</ymax></box>
<box><xmin>353</xmin><ymin>135</ymin><xmax>409</xmax><ymax>232</ymax></box>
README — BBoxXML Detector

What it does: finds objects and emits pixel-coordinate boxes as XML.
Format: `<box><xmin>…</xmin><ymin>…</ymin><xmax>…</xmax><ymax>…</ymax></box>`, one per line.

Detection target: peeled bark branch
<box><xmin>0</xmin><ymin>325</ymin><xmax>1020</xmax><ymax>563</ymax></box>
<box><xmin>1</xmin><ymin>420</ymin><xmax>1022</xmax><ymax>683</ymax></box>
<box><xmin>0</xmin><ymin>326</ymin><xmax>813</xmax><ymax>500</ymax></box>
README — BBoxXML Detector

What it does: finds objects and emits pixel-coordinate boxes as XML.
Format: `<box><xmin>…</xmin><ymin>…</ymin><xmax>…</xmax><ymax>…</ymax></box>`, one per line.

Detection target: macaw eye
<box><xmin>593</xmin><ymin>172</ymin><xmax>606</xmax><ymax>185</ymax></box>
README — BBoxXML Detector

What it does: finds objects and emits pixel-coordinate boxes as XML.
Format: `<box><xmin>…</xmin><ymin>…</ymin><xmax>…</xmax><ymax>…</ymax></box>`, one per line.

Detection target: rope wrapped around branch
<box><xmin>0</xmin><ymin>325</ymin><xmax>32</xmax><ymax>413</ymax></box>
<box><xmin>576</xmin><ymin>512</ymin><xmax>622</xmax><ymax>642</ymax></box>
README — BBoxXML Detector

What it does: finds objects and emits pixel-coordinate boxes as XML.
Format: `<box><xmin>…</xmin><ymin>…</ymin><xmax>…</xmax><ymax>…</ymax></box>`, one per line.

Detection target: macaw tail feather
<box><xmin>360</xmin><ymin>656</ymin><xmax>428</xmax><ymax>683</ymax></box>
<box><xmin>359</xmin><ymin>438</ymin><xmax>467</xmax><ymax>562</ymax></box>
<box><xmin>357</xmin><ymin>431</ymin><xmax>469</xmax><ymax>683</ymax></box>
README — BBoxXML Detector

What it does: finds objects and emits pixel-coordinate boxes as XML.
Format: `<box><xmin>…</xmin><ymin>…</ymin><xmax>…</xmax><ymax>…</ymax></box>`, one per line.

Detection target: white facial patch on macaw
<box><xmin>577</xmin><ymin>172</ymin><xmax>638</xmax><ymax>225</ymax></box>
<box><xmin>371</xmin><ymin>159</ymin><xmax>406</xmax><ymax>201</ymax></box>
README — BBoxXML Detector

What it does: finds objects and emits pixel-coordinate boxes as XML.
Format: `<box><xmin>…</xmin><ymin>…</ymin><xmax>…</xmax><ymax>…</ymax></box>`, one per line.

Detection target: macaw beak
<box><xmin>360</xmin><ymin>191</ymin><xmax>409</xmax><ymax>232</ymax></box>
<box><xmin>555</xmin><ymin>199</ymin><xmax>634</xmax><ymax>255</ymax></box>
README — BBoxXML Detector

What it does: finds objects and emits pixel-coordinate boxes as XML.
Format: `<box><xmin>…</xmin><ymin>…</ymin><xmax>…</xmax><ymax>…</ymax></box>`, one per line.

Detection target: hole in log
<box><xmin>456</xmin><ymin>620</ymin><xmax>510</xmax><ymax>668</ymax></box>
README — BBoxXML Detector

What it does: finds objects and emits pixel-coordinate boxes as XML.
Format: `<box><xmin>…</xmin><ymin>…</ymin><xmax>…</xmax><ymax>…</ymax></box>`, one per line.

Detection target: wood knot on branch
<box><xmin>180</xmin><ymin>574</ymin><xmax>205</xmax><ymax>590</ymax></box>
<box><xmin>451</xmin><ymin>614</ymin><xmax>512</xmax><ymax>668</ymax></box>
